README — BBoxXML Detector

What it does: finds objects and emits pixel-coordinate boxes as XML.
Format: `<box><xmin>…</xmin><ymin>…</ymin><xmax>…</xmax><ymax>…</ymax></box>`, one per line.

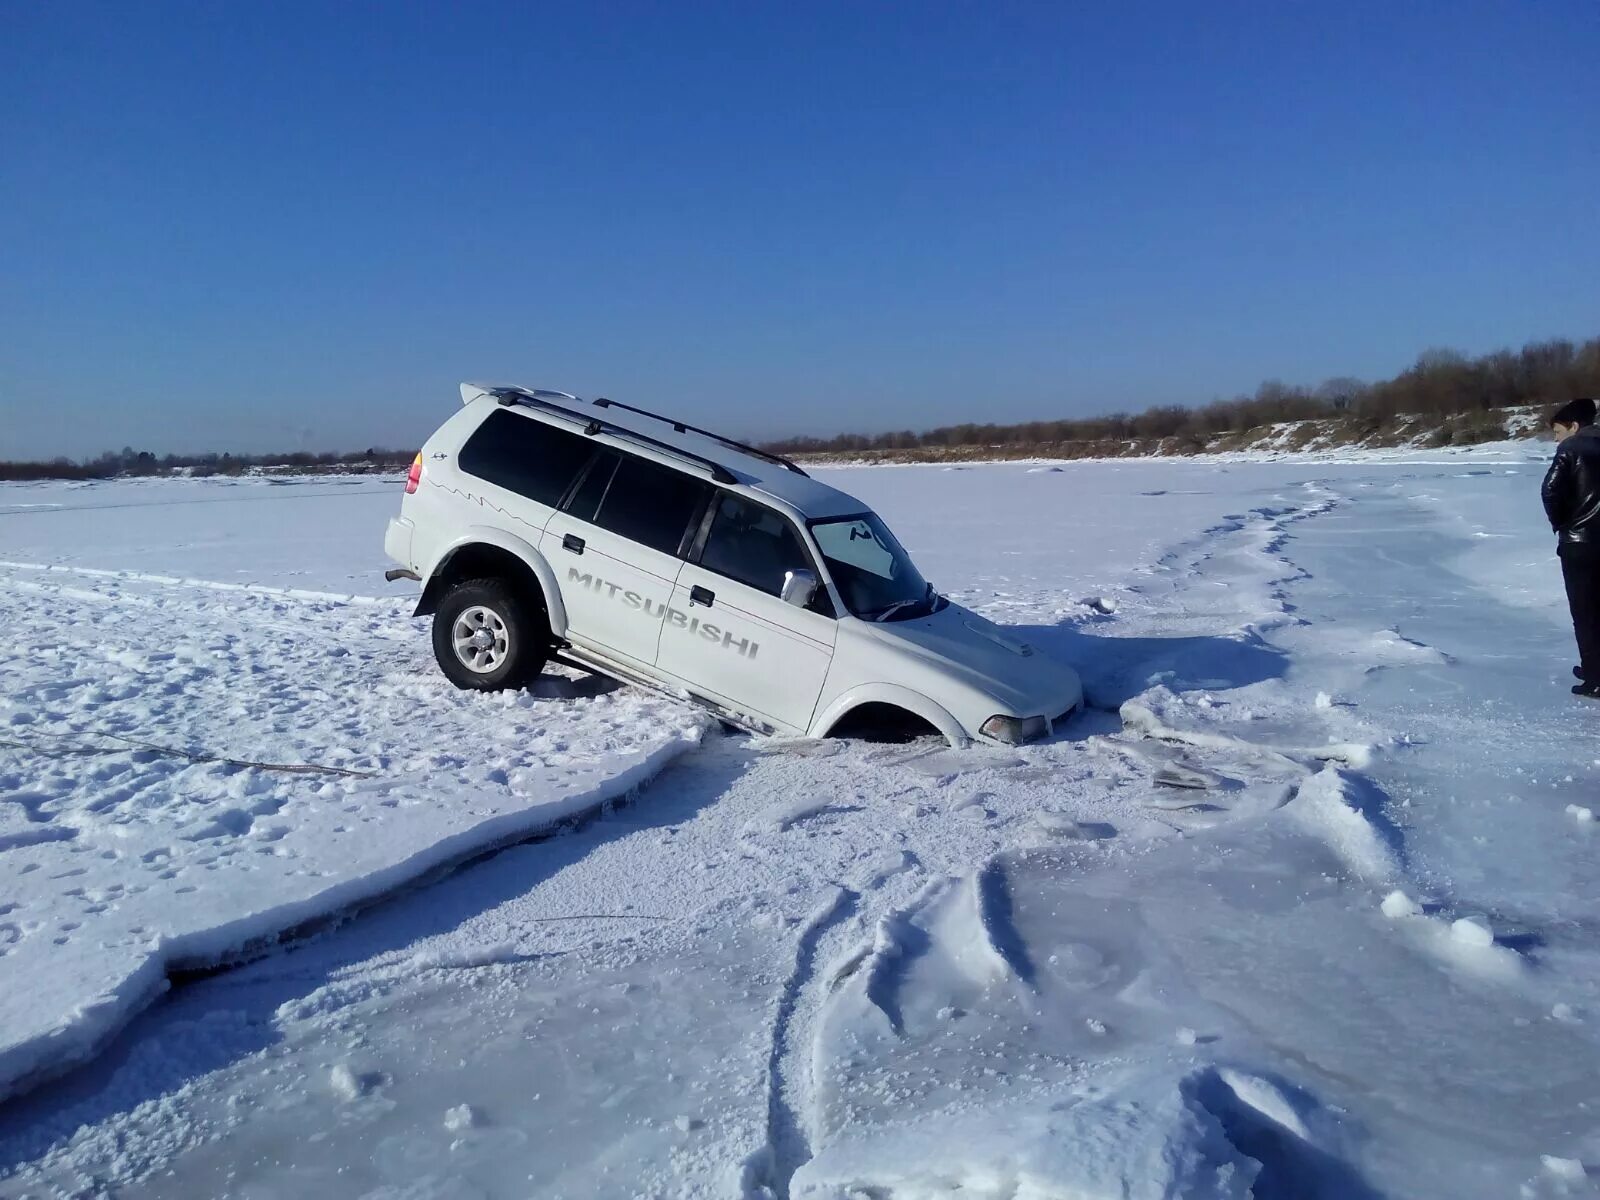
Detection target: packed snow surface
<box><xmin>3</xmin><ymin>441</ymin><xmax>1600</xmax><ymax>1200</ymax></box>
<box><xmin>0</xmin><ymin>479</ymin><xmax>705</xmax><ymax>1103</ymax></box>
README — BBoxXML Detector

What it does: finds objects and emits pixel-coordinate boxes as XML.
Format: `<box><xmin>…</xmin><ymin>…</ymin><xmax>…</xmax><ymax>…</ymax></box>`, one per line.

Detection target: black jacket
<box><xmin>1543</xmin><ymin>425</ymin><xmax>1600</xmax><ymax>545</ymax></box>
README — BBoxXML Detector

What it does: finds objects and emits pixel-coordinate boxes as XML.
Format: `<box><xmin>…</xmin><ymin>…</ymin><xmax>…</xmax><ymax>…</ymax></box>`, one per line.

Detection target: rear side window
<box><xmin>585</xmin><ymin>453</ymin><xmax>709</xmax><ymax>556</ymax></box>
<box><xmin>700</xmin><ymin>494</ymin><xmax>824</xmax><ymax>605</ymax></box>
<box><xmin>458</xmin><ymin>409</ymin><xmax>593</xmax><ymax>507</ymax></box>
<box><xmin>565</xmin><ymin>449</ymin><xmax>621</xmax><ymax>523</ymax></box>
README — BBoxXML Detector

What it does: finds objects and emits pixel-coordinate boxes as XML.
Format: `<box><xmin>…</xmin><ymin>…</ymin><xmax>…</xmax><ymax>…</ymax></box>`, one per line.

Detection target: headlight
<box><xmin>980</xmin><ymin>714</ymin><xmax>1048</xmax><ymax>744</ymax></box>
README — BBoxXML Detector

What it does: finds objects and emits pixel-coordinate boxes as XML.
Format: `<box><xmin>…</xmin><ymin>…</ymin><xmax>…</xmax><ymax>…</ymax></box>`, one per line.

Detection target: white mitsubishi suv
<box><xmin>384</xmin><ymin>384</ymin><xmax>1082</xmax><ymax>747</ymax></box>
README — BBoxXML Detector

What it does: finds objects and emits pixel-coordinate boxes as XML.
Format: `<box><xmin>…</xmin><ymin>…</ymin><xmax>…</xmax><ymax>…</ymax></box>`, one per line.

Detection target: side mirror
<box><xmin>780</xmin><ymin>568</ymin><xmax>819</xmax><ymax>609</ymax></box>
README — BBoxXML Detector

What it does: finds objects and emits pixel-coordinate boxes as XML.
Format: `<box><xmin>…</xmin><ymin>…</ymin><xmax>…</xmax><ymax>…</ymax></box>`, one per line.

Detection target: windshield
<box><xmin>809</xmin><ymin>513</ymin><xmax>940</xmax><ymax>621</ymax></box>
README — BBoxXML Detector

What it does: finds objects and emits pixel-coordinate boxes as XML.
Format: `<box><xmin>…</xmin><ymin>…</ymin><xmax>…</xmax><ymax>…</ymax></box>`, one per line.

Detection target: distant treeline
<box><xmin>4</xmin><ymin>335</ymin><xmax>1596</xmax><ymax>481</ymax></box>
<box><xmin>0</xmin><ymin>447</ymin><xmax>415</xmax><ymax>483</ymax></box>
<box><xmin>761</xmin><ymin>335</ymin><xmax>1600</xmax><ymax>456</ymax></box>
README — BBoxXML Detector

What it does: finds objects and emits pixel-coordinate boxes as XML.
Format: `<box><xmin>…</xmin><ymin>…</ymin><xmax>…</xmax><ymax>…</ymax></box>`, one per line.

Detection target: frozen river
<box><xmin>3</xmin><ymin>444</ymin><xmax>1597</xmax><ymax>1199</ymax></box>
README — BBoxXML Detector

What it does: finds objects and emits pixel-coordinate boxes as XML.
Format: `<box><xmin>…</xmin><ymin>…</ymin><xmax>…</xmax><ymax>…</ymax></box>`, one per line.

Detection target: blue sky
<box><xmin>2</xmin><ymin>1</ymin><xmax>1596</xmax><ymax>459</ymax></box>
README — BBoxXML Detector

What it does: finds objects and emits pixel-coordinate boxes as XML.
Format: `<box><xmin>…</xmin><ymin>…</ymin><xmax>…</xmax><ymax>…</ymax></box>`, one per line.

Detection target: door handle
<box><xmin>689</xmin><ymin>585</ymin><xmax>714</xmax><ymax>607</ymax></box>
<box><xmin>562</xmin><ymin>534</ymin><xmax>585</xmax><ymax>554</ymax></box>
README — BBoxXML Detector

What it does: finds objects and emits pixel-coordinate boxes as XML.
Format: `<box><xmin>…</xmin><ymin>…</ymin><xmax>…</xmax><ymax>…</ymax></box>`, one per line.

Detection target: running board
<box><xmin>553</xmin><ymin>647</ymin><xmax>776</xmax><ymax>736</ymax></box>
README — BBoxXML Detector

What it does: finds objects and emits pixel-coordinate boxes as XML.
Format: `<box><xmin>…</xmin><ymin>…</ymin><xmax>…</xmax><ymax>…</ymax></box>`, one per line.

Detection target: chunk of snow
<box><xmin>1286</xmin><ymin>765</ymin><xmax>1400</xmax><ymax>885</ymax></box>
<box><xmin>1314</xmin><ymin>691</ymin><xmax>1334</xmax><ymax>709</ymax></box>
<box><xmin>1033</xmin><ymin>811</ymin><xmax>1083</xmax><ymax>838</ymax></box>
<box><xmin>1154</xmin><ymin>764</ymin><xmax>1212</xmax><ymax>791</ymax></box>
<box><xmin>1175</xmin><ymin>1026</ymin><xmax>1198</xmax><ymax>1046</ymax></box>
<box><xmin>1541</xmin><ymin>1155</ymin><xmax>1587</xmax><ymax>1183</ymax></box>
<box><xmin>1451</xmin><ymin>916</ymin><xmax>1494</xmax><ymax>948</ymax></box>
<box><xmin>793</xmin><ymin>1065</ymin><xmax>1259</xmax><ymax>1198</ymax></box>
<box><xmin>752</xmin><ymin>796</ymin><xmax>837</xmax><ymax>832</ymax></box>
<box><xmin>443</xmin><ymin>1103</ymin><xmax>478</xmax><ymax>1131</ymax></box>
<box><xmin>410</xmin><ymin>941</ymin><xmax>518</xmax><ymax>971</ymax></box>
<box><xmin>1381</xmin><ymin>890</ymin><xmax>1421</xmax><ymax>920</ymax></box>
<box><xmin>329</xmin><ymin>1063</ymin><xmax>369</xmax><ymax>1102</ymax></box>
<box><xmin>1216</xmin><ymin>1069</ymin><xmax>1312</xmax><ymax>1141</ymax></box>
<box><xmin>1566</xmin><ymin>804</ymin><xmax>1594</xmax><ymax>823</ymax></box>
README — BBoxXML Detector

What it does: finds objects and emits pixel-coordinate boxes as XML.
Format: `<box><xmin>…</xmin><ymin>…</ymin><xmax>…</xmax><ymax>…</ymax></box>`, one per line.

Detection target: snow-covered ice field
<box><xmin>2</xmin><ymin>444</ymin><xmax>1598</xmax><ymax>1199</ymax></box>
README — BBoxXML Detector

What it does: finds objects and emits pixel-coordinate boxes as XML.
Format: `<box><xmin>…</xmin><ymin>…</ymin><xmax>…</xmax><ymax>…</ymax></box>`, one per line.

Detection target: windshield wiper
<box><xmin>871</xmin><ymin>598</ymin><xmax>921</xmax><ymax>622</ymax></box>
<box><xmin>871</xmin><ymin>583</ymin><xmax>936</xmax><ymax>623</ymax></box>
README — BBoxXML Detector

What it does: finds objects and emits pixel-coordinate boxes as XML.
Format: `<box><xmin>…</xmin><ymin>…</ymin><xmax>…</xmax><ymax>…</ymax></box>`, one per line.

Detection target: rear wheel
<box><xmin>431</xmin><ymin>577</ymin><xmax>548</xmax><ymax>691</ymax></box>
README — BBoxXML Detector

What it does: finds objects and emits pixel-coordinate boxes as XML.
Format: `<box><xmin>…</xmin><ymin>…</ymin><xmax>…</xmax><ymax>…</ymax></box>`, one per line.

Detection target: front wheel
<box><xmin>431</xmin><ymin>578</ymin><xmax>548</xmax><ymax>691</ymax></box>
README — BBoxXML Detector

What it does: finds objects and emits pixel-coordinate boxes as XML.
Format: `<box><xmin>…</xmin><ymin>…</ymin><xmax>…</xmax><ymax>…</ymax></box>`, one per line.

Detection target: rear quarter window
<box><xmin>458</xmin><ymin>409</ymin><xmax>594</xmax><ymax>508</ymax></box>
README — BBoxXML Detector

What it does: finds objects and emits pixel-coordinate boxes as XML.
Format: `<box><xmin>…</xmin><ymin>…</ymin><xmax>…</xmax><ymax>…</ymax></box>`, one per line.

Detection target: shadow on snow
<box><xmin>1022</xmin><ymin>615</ymin><xmax>1291</xmax><ymax>711</ymax></box>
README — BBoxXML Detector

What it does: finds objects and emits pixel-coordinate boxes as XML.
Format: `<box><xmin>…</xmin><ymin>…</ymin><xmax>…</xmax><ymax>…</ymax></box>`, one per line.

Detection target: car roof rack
<box><xmin>488</xmin><ymin>387</ymin><xmax>738</xmax><ymax>485</ymax></box>
<box><xmin>593</xmin><ymin>397</ymin><xmax>810</xmax><ymax>478</ymax></box>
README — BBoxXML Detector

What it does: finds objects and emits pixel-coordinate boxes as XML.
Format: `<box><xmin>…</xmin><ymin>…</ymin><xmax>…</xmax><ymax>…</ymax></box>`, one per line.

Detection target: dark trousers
<box><xmin>1561</xmin><ymin>543</ymin><xmax>1600</xmax><ymax>681</ymax></box>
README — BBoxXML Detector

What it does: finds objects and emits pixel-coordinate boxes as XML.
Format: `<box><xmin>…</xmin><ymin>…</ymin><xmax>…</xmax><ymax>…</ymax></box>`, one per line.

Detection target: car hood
<box><xmin>857</xmin><ymin>601</ymin><xmax>1080</xmax><ymax>715</ymax></box>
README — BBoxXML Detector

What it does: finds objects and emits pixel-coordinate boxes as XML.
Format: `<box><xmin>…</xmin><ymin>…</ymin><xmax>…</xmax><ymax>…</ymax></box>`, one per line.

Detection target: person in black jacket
<box><xmin>1542</xmin><ymin>397</ymin><xmax>1600</xmax><ymax>698</ymax></box>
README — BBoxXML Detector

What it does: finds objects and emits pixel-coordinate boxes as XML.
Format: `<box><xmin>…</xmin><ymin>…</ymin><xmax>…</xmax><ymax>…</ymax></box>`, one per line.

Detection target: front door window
<box><xmin>700</xmin><ymin>495</ymin><xmax>832</xmax><ymax>614</ymax></box>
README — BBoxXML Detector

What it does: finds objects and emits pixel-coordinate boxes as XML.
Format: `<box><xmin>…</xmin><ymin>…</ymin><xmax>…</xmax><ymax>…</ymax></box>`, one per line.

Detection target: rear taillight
<box><xmin>405</xmin><ymin>453</ymin><xmax>423</xmax><ymax>495</ymax></box>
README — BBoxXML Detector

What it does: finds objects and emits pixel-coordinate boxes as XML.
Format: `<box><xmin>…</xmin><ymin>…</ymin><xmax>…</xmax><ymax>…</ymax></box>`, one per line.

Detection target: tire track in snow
<box><xmin>751</xmin><ymin>884</ymin><xmax>860</xmax><ymax>1198</ymax></box>
<box><xmin>975</xmin><ymin>857</ymin><xmax>1037</xmax><ymax>987</ymax></box>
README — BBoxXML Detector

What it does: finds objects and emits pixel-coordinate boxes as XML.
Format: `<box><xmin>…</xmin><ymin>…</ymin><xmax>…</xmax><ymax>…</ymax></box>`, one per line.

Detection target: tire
<box><xmin>431</xmin><ymin>577</ymin><xmax>549</xmax><ymax>691</ymax></box>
